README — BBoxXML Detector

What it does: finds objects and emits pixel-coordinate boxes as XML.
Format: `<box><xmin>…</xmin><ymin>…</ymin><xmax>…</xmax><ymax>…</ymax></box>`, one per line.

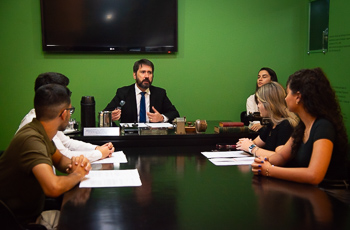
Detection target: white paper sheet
<box><xmin>91</xmin><ymin>151</ymin><xmax>127</xmax><ymax>164</ymax></box>
<box><xmin>79</xmin><ymin>169</ymin><xmax>142</xmax><ymax>188</ymax></box>
<box><xmin>209</xmin><ymin>157</ymin><xmax>255</xmax><ymax>166</ymax></box>
<box><xmin>201</xmin><ymin>151</ymin><xmax>251</xmax><ymax>158</ymax></box>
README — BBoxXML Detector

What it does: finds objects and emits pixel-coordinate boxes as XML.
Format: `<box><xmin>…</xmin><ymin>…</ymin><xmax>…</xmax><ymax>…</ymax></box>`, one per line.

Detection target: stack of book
<box><xmin>214</xmin><ymin>122</ymin><xmax>249</xmax><ymax>133</ymax></box>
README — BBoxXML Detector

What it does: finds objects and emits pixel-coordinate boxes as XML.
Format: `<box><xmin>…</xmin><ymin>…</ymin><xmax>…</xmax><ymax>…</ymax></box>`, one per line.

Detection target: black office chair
<box><xmin>0</xmin><ymin>200</ymin><xmax>47</xmax><ymax>230</ymax></box>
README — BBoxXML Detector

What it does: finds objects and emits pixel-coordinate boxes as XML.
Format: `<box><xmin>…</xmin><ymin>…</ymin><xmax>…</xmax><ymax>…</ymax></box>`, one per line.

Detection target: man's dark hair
<box><xmin>34</xmin><ymin>84</ymin><xmax>71</xmax><ymax>121</ymax></box>
<box><xmin>133</xmin><ymin>59</ymin><xmax>154</xmax><ymax>73</ymax></box>
<box><xmin>34</xmin><ymin>72</ymin><xmax>70</xmax><ymax>91</ymax></box>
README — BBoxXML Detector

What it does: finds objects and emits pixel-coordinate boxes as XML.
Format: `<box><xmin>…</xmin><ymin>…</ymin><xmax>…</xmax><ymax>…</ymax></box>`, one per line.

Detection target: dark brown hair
<box><xmin>287</xmin><ymin>68</ymin><xmax>348</xmax><ymax>157</ymax></box>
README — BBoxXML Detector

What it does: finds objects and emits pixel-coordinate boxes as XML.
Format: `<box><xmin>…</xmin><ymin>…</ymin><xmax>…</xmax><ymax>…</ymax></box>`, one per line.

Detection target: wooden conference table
<box><xmin>58</xmin><ymin>145</ymin><xmax>350</xmax><ymax>230</ymax></box>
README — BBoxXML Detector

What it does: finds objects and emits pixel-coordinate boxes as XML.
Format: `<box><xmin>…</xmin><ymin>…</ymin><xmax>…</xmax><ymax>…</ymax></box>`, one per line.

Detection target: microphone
<box><xmin>117</xmin><ymin>100</ymin><xmax>125</xmax><ymax>110</ymax></box>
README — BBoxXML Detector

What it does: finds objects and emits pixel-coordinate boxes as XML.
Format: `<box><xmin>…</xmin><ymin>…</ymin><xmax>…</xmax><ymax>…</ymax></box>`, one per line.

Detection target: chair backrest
<box><xmin>0</xmin><ymin>200</ymin><xmax>47</xmax><ymax>230</ymax></box>
<box><xmin>0</xmin><ymin>200</ymin><xmax>25</xmax><ymax>230</ymax></box>
<box><xmin>240</xmin><ymin>111</ymin><xmax>249</xmax><ymax>126</ymax></box>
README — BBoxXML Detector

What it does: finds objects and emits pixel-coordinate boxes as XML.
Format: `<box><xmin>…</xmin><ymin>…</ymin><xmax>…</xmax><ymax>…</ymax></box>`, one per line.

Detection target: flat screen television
<box><xmin>40</xmin><ymin>0</ymin><xmax>178</xmax><ymax>53</ymax></box>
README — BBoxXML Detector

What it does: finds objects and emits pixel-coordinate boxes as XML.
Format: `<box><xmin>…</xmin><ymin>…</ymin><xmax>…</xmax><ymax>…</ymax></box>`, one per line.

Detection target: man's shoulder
<box><xmin>150</xmin><ymin>85</ymin><xmax>166</xmax><ymax>93</ymax></box>
<box><xmin>117</xmin><ymin>84</ymin><xmax>135</xmax><ymax>93</ymax></box>
<box><xmin>16</xmin><ymin>121</ymin><xmax>44</xmax><ymax>140</ymax></box>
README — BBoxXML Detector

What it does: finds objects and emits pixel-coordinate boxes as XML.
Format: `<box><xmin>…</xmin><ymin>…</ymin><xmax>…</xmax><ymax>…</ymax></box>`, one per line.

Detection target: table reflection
<box><xmin>58</xmin><ymin>152</ymin><xmax>350</xmax><ymax>230</ymax></box>
<box><xmin>252</xmin><ymin>176</ymin><xmax>349</xmax><ymax>230</ymax></box>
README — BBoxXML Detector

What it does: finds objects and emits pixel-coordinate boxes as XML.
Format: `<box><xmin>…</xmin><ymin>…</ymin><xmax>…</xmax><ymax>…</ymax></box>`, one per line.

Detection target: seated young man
<box><xmin>0</xmin><ymin>84</ymin><xmax>91</xmax><ymax>228</ymax></box>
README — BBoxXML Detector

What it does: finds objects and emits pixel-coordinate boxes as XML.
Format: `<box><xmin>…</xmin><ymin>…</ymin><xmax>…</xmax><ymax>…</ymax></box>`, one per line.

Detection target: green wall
<box><xmin>304</xmin><ymin>0</ymin><xmax>350</xmax><ymax>136</ymax></box>
<box><xmin>2</xmin><ymin>0</ymin><xmax>348</xmax><ymax>150</ymax></box>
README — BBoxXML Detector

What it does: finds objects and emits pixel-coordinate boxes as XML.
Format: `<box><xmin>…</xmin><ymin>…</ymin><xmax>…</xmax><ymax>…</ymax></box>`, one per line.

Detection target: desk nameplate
<box><xmin>83</xmin><ymin>127</ymin><xmax>120</xmax><ymax>136</ymax></box>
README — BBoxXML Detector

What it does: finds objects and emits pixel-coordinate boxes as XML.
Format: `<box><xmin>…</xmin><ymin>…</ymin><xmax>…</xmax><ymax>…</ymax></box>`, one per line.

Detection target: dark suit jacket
<box><xmin>104</xmin><ymin>84</ymin><xmax>179</xmax><ymax>123</ymax></box>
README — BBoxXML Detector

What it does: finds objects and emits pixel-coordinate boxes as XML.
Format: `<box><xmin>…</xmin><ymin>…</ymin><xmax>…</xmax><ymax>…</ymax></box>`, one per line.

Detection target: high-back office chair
<box><xmin>0</xmin><ymin>200</ymin><xmax>47</xmax><ymax>230</ymax></box>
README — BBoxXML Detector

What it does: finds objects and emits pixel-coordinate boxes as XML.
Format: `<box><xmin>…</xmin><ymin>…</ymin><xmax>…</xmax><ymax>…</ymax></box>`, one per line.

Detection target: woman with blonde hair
<box><xmin>237</xmin><ymin>81</ymin><xmax>298</xmax><ymax>157</ymax></box>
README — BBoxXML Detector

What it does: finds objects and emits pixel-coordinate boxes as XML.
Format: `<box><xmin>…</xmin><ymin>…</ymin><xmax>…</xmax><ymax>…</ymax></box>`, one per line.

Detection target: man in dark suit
<box><xmin>104</xmin><ymin>59</ymin><xmax>179</xmax><ymax>124</ymax></box>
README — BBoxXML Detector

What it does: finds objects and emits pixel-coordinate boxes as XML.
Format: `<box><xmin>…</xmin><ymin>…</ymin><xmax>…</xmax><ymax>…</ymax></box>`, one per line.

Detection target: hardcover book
<box><xmin>219</xmin><ymin>122</ymin><xmax>244</xmax><ymax>127</ymax></box>
<box><xmin>214</xmin><ymin>126</ymin><xmax>249</xmax><ymax>133</ymax></box>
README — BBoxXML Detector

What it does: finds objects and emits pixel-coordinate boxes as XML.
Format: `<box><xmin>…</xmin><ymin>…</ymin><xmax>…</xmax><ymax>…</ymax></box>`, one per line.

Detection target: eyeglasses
<box><xmin>59</xmin><ymin>106</ymin><xmax>75</xmax><ymax>117</ymax></box>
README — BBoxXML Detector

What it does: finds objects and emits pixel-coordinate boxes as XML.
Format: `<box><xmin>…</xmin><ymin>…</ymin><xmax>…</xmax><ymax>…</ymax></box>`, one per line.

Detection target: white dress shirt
<box><xmin>17</xmin><ymin>109</ymin><xmax>102</xmax><ymax>162</ymax></box>
<box><xmin>134</xmin><ymin>84</ymin><xmax>168</xmax><ymax>123</ymax></box>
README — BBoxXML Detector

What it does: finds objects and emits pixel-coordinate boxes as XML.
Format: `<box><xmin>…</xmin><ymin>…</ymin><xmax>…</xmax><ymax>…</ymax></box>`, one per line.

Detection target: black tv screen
<box><xmin>40</xmin><ymin>0</ymin><xmax>178</xmax><ymax>53</ymax></box>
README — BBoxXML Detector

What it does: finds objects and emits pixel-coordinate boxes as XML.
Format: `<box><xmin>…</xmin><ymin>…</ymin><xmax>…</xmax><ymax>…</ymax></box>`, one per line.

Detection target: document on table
<box><xmin>201</xmin><ymin>151</ymin><xmax>251</xmax><ymax>158</ymax></box>
<box><xmin>201</xmin><ymin>151</ymin><xmax>254</xmax><ymax>166</ymax></box>
<box><xmin>91</xmin><ymin>151</ymin><xmax>127</xmax><ymax>164</ymax></box>
<box><xmin>79</xmin><ymin>169</ymin><xmax>142</xmax><ymax>188</ymax></box>
<box><xmin>209</xmin><ymin>157</ymin><xmax>255</xmax><ymax>166</ymax></box>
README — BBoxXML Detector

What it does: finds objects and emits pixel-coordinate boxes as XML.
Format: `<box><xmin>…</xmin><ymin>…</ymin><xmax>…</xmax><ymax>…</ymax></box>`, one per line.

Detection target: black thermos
<box><xmin>81</xmin><ymin>96</ymin><xmax>96</xmax><ymax>128</ymax></box>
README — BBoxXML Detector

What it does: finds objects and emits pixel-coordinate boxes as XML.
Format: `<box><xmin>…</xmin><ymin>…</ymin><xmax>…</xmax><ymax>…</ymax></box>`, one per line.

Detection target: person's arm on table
<box><xmin>95</xmin><ymin>142</ymin><xmax>115</xmax><ymax>159</ymax></box>
<box><xmin>236</xmin><ymin>137</ymin><xmax>276</xmax><ymax>158</ymax></box>
<box><xmin>32</xmin><ymin>154</ymin><xmax>91</xmax><ymax>197</ymax></box>
<box><xmin>55</xmin><ymin>133</ymin><xmax>114</xmax><ymax>161</ymax></box>
<box><xmin>251</xmin><ymin>138</ymin><xmax>333</xmax><ymax>185</ymax></box>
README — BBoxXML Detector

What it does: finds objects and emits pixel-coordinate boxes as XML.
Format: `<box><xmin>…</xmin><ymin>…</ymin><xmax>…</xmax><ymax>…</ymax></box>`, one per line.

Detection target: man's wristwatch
<box><xmin>248</xmin><ymin>144</ymin><xmax>256</xmax><ymax>154</ymax></box>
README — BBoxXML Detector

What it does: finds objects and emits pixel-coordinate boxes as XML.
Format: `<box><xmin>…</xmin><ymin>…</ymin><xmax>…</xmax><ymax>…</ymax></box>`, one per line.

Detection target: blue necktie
<box><xmin>139</xmin><ymin>92</ymin><xmax>146</xmax><ymax>123</ymax></box>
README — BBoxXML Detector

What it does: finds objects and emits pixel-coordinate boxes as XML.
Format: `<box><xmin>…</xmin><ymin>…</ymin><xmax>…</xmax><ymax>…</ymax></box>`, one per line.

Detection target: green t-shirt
<box><xmin>0</xmin><ymin>118</ymin><xmax>56</xmax><ymax>225</ymax></box>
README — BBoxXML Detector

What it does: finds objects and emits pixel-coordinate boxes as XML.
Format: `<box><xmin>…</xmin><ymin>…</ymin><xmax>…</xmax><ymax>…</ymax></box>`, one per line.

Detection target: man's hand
<box><xmin>66</xmin><ymin>155</ymin><xmax>91</xmax><ymax>175</ymax></box>
<box><xmin>147</xmin><ymin>106</ymin><xmax>164</xmax><ymax>122</ymax></box>
<box><xmin>111</xmin><ymin>109</ymin><xmax>121</xmax><ymax>121</ymax></box>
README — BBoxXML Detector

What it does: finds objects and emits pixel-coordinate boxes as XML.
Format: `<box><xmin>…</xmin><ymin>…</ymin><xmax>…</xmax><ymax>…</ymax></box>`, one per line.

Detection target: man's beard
<box><xmin>137</xmin><ymin>79</ymin><xmax>152</xmax><ymax>90</ymax></box>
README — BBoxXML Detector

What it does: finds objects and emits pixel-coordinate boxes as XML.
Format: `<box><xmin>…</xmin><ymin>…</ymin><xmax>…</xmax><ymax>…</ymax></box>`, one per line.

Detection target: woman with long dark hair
<box><xmin>252</xmin><ymin>68</ymin><xmax>349</xmax><ymax>187</ymax></box>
